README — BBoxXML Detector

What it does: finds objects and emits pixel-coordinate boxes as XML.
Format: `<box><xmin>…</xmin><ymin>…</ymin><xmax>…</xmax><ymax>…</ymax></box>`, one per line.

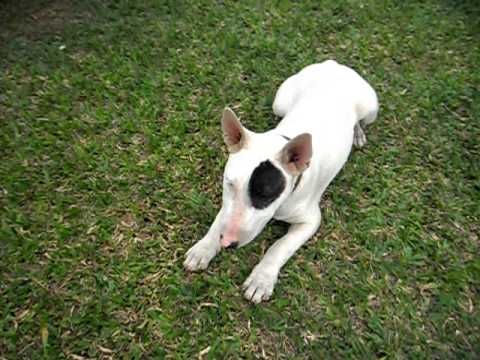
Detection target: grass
<box><xmin>0</xmin><ymin>0</ymin><xmax>479</xmax><ymax>358</ymax></box>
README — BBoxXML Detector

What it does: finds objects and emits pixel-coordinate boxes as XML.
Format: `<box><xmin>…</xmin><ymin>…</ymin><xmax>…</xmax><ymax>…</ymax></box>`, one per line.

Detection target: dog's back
<box><xmin>271</xmin><ymin>60</ymin><xmax>379</xmax><ymax>209</ymax></box>
<box><xmin>273</xmin><ymin>60</ymin><xmax>378</xmax><ymax>131</ymax></box>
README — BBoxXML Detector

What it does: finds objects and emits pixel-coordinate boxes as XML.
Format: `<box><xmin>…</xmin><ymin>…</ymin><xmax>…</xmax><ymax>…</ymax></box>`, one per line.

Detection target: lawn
<box><xmin>1</xmin><ymin>0</ymin><xmax>479</xmax><ymax>358</ymax></box>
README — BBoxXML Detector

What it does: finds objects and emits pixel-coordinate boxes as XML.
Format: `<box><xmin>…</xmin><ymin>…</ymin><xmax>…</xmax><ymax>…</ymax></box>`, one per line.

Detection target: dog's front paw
<box><xmin>243</xmin><ymin>265</ymin><xmax>278</xmax><ymax>304</ymax></box>
<box><xmin>184</xmin><ymin>240</ymin><xmax>218</xmax><ymax>271</ymax></box>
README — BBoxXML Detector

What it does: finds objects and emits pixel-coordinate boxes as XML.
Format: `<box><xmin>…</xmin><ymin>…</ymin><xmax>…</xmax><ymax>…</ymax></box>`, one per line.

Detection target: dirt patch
<box><xmin>0</xmin><ymin>0</ymin><xmax>91</xmax><ymax>43</ymax></box>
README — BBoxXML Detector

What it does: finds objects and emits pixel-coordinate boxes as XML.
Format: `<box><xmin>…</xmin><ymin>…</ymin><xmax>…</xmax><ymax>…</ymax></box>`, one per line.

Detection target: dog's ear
<box><xmin>221</xmin><ymin>107</ymin><xmax>248</xmax><ymax>153</ymax></box>
<box><xmin>279</xmin><ymin>133</ymin><xmax>312</xmax><ymax>175</ymax></box>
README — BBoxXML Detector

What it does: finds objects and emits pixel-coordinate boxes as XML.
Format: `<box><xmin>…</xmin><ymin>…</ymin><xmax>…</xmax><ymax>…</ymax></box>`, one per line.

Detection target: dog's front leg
<box><xmin>243</xmin><ymin>210</ymin><xmax>321</xmax><ymax>304</ymax></box>
<box><xmin>184</xmin><ymin>210</ymin><xmax>223</xmax><ymax>271</ymax></box>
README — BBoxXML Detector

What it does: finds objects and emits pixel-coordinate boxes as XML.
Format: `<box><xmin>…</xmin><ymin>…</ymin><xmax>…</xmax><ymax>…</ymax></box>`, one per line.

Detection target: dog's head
<box><xmin>218</xmin><ymin>108</ymin><xmax>312</xmax><ymax>249</ymax></box>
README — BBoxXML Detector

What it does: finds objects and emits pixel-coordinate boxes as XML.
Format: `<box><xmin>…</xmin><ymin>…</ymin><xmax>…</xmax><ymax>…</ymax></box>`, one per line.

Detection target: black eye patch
<box><xmin>248</xmin><ymin>160</ymin><xmax>286</xmax><ymax>209</ymax></box>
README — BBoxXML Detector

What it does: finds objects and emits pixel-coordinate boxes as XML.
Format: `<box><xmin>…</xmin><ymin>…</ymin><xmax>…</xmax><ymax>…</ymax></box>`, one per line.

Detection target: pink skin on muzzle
<box><xmin>220</xmin><ymin>204</ymin><xmax>244</xmax><ymax>248</ymax></box>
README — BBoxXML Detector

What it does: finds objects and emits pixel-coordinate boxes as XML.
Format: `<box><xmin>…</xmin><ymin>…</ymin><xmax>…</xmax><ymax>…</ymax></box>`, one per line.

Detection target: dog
<box><xmin>184</xmin><ymin>60</ymin><xmax>379</xmax><ymax>303</ymax></box>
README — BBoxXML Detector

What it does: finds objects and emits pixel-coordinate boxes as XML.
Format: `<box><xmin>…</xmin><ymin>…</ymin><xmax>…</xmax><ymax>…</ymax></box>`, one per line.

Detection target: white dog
<box><xmin>184</xmin><ymin>60</ymin><xmax>379</xmax><ymax>303</ymax></box>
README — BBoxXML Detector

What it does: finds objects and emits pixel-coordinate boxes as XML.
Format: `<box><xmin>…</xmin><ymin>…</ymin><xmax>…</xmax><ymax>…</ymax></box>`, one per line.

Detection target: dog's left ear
<box><xmin>279</xmin><ymin>133</ymin><xmax>312</xmax><ymax>175</ymax></box>
<box><xmin>221</xmin><ymin>107</ymin><xmax>248</xmax><ymax>153</ymax></box>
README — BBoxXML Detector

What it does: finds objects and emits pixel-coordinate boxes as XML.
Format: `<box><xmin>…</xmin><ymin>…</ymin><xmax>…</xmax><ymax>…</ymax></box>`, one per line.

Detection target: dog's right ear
<box><xmin>221</xmin><ymin>107</ymin><xmax>248</xmax><ymax>153</ymax></box>
<box><xmin>279</xmin><ymin>133</ymin><xmax>312</xmax><ymax>175</ymax></box>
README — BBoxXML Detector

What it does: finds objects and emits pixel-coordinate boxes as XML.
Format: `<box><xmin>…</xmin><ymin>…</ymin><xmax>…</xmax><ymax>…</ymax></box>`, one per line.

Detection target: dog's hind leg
<box><xmin>353</xmin><ymin>122</ymin><xmax>367</xmax><ymax>148</ymax></box>
<box><xmin>359</xmin><ymin>106</ymin><xmax>378</xmax><ymax>128</ymax></box>
<box><xmin>354</xmin><ymin>88</ymin><xmax>378</xmax><ymax>148</ymax></box>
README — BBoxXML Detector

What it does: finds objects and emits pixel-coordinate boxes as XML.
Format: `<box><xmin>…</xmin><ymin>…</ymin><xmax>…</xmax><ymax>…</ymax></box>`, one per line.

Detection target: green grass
<box><xmin>1</xmin><ymin>0</ymin><xmax>479</xmax><ymax>358</ymax></box>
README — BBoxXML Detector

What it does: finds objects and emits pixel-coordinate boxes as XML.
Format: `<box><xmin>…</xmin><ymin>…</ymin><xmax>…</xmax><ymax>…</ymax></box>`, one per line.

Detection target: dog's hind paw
<box><xmin>353</xmin><ymin>123</ymin><xmax>367</xmax><ymax>148</ymax></box>
<box><xmin>243</xmin><ymin>265</ymin><xmax>278</xmax><ymax>304</ymax></box>
<box><xmin>184</xmin><ymin>241</ymin><xmax>217</xmax><ymax>271</ymax></box>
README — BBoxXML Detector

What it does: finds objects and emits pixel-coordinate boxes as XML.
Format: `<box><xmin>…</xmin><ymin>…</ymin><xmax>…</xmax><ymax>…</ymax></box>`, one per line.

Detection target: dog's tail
<box><xmin>356</xmin><ymin>81</ymin><xmax>379</xmax><ymax>128</ymax></box>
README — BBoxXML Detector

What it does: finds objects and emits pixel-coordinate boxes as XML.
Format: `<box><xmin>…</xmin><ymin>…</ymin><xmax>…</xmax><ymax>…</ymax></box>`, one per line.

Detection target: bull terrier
<box><xmin>184</xmin><ymin>60</ymin><xmax>379</xmax><ymax>303</ymax></box>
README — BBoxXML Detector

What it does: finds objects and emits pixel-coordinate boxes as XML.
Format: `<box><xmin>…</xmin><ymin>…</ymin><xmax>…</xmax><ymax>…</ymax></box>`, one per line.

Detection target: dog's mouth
<box><xmin>220</xmin><ymin>233</ymin><xmax>239</xmax><ymax>250</ymax></box>
<box><xmin>225</xmin><ymin>241</ymin><xmax>238</xmax><ymax>250</ymax></box>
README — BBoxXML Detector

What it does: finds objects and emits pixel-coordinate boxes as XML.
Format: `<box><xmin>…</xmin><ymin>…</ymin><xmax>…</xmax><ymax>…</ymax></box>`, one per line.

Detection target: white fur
<box><xmin>184</xmin><ymin>60</ymin><xmax>378</xmax><ymax>303</ymax></box>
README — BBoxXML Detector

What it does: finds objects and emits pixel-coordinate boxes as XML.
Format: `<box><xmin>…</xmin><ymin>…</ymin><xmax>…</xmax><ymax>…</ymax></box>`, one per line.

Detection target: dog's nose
<box><xmin>220</xmin><ymin>233</ymin><xmax>238</xmax><ymax>249</ymax></box>
<box><xmin>225</xmin><ymin>242</ymin><xmax>238</xmax><ymax>250</ymax></box>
